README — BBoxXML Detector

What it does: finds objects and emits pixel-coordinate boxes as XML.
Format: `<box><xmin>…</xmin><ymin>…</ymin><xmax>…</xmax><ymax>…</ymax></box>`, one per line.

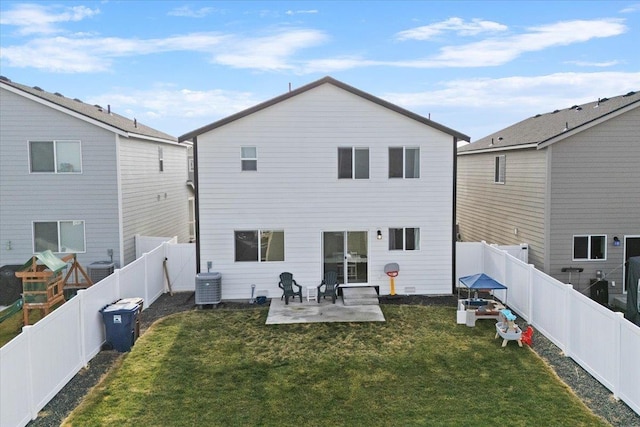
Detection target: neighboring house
<box><xmin>0</xmin><ymin>76</ymin><xmax>193</xmax><ymax>270</ymax></box>
<box><xmin>457</xmin><ymin>91</ymin><xmax>640</xmax><ymax>304</ymax></box>
<box><xmin>179</xmin><ymin>76</ymin><xmax>469</xmax><ymax>299</ymax></box>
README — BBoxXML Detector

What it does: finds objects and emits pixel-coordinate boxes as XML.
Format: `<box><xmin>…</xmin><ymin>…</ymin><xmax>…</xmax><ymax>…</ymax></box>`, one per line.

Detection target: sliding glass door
<box><xmin>323</xmin><ymin>231</ymin><xmax>368</xmax><ymax>284</ymax></box>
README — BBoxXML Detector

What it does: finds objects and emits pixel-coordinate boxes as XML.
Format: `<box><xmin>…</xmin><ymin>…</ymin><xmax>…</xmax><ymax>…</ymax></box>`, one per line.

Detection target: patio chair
<box><xmin>278</xmin><ymin>272</ymin><xmax>303</xmax><ymax>305</ymax></box>
<box><xmin>317</xmin><ymin>270</ymin><xmax>339</xmax><ymax>304</ymax></box>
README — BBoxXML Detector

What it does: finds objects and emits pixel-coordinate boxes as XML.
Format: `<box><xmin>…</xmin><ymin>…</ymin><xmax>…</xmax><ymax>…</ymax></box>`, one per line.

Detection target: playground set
<box><xmin>14</xmin><ymin>250</ymin><xmax>93</xmax><ymax>325</ymax></box>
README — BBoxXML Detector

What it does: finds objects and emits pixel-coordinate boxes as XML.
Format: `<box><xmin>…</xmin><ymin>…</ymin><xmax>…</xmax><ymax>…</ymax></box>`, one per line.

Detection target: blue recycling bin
<box><xmin>100</xmin><ymin>301</ymin><xmax>140</xmax><ymax>352</ymax></box>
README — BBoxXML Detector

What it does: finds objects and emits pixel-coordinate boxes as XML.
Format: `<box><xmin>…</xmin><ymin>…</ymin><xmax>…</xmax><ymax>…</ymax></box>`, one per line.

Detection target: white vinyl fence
<box><xmin>0</xmin><ymin>240</ymin><xmax>196</xmax><ymax>427</ymax></box>
<box><xmin>456</xmin><ymin>241</ymin><xmax>640</xmax><ymax>416</ymax></box>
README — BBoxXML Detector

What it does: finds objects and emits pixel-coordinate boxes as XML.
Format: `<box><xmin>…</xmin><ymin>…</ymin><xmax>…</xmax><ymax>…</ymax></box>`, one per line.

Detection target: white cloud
<box><xmin>564</xmin><ymin>60</ymin><xmax>621</xmax><ymax>67</ymax></box>
<box><xmin>168</xmin><ymin>6</ymin><xmax>218</xmax><ymax>18</ymax></box>
<box><xmin>395</xmin><ymin>17</ymin><xmax>507</xmax><ymax>41</ymax></box>
<box><xmin>212</xmin><ymin>30</ymin><xmax>328</xmax><ymax>70</ymax></box>
<box><xmin>405</xmin><ymin>19</ymin><xmax>627</xmax><ymax>67</ymax></box>
<box><xmin>87</xmin><ymin>85</ymin><xmax>262</xmax><ymax>135</ymax></box>
<box><xmin>619</xmin><ymin>3</ymin><xmax>640</xmax><ymax>13</ymax></box>
<box><xmin>285</xmin><ymin>10</ymin><xmax>318</xmax><ymax>16</ymax></box>
<box><xmin>0</xmin><ymin>3</ymin><xmax>99</xmax><ymax>35</ymax></box>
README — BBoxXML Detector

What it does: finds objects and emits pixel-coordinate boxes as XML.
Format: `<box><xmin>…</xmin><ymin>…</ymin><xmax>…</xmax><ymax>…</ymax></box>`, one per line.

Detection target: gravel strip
<box><xmin>27</xmin><ymin>293</ymin><xmax>639</xmax><ymax>427</ymax></box>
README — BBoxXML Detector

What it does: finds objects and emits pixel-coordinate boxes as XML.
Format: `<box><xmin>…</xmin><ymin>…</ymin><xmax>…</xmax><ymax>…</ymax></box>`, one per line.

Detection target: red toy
<box><xmin>521</xmin><ymin>326</ymin><xmax>534</xmax><ymax>346</ymax></box>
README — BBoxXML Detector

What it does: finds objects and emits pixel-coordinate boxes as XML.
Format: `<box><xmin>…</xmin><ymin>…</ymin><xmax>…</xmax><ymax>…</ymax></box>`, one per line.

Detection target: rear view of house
<box><xmin>0</xmin><ymin>77</ymin><xmax>192</xmax><ymax>272</ymax></box>
<box><xmin>180</xmin><ymin>76</ymin><xmax>469</xmax><ymax>299</ymax></box>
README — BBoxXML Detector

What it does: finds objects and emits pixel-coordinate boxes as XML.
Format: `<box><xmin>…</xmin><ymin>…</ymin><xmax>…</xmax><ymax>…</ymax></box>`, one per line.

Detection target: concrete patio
<box><xmin>265</xmin><ymin>287</ymin><xmax>386</xmax><ymax>324</ymax></box>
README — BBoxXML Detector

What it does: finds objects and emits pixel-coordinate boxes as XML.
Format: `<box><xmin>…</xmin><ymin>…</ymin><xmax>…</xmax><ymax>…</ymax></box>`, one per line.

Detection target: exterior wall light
<box><xmin>377</xmin><ymin>230</ymin><xmax>382</xmax><ymax>240</ymax></box>
<box><xmin>613</xmin><ymin>236</ymin><xmax>621</xmax><ymax>247</ymax></box>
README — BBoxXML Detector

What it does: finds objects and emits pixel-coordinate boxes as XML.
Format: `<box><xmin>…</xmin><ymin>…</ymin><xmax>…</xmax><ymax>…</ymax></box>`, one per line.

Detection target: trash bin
<box><xmin>113</xmin><ymin>297</ymin><xmax>144</xmax><ymax>341</ymax></box>
<box><xmin>100</xmin><ymin>301</ymin><xmax>140</xmax><ymax>352</ymax></box>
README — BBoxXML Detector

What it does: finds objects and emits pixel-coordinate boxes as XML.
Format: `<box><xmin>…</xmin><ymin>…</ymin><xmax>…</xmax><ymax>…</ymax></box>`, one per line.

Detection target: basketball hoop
<box><xmin>384</xmin><ymin>263</ymin><xmax>400</xmax><ymax>295</ymax></box>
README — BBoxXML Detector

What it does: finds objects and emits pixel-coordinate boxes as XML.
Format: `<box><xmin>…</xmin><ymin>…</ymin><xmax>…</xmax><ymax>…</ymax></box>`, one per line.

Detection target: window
<box><xmin>338</xmin><ymin>147</ymin><xmax>369</xmax><ymax>179</ymax></box>
<box><xmin>389</xmin><ymin>228</ymin><xmax>420</xmax><ymax>251</ymax></box>
<box><xmin>573</xmin><ymin>235</ymin><xmax>606</xmax><ymax>260</ymax></box>
<box><xmin>29</xmin><ymin>140</ymin><xmax>81</xmax><ymax>173</ymax></box>
<box><xmin>494</xmin><ymin>155</ymin><xmax>505</xmax><ymax>184</ymax></box>
<box><xmin>33</xmin><ymin>220</ymin><xmax>86</xmax><ymax>253</ymax></box>
<box><xmin>241</xmin><ymin>147</ymin><xmax>257</xmax><ymax>171</ymax></box>
<box><xmin>389</xmin><ymin>147</ymin><xmax>420</xmax><ymax>178</ymax></box>
<box><xmin>158</xmin><ymin>147</ymin><xmax>164</xmax><ymax>172</ymax></box>
<box><xmin>235</xmin><ymin>230</ymin><xmax>284</xmax><ymax>262</ymax></box>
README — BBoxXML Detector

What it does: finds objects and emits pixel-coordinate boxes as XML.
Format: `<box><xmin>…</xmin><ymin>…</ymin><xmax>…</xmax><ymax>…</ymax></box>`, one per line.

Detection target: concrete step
<box><xmin>342</xmin><ymin>287</ymin><xmax>379</xmax><ymax>306</ymax></box>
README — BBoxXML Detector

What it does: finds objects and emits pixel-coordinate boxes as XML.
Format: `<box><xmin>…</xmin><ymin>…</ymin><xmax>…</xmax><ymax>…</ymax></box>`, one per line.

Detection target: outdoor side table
<box><xmin>307</xmin><ymin>286</ymin><xmax>317</xmax><ymax>302</ymax></box>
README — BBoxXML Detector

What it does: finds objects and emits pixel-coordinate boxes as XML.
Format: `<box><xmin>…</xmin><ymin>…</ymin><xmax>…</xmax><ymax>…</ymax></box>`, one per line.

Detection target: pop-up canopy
<box><xmin>459</xmin><ymin>273</ymin><xmax>508</xmax><ymax>304</ymax></box>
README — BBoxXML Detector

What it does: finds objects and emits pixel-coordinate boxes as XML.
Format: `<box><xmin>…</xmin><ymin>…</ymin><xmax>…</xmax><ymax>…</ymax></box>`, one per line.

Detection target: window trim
<box><xmin>241</xmin><ymin>146</ymin><xmax>257</xmax><ymax>171</ymax></box>
<box><xmin>389</xmin><ymin>227</ymin><xmax>420</xmax><ymax>251</ymax></box>
<box><xmin>572</xmin><ymin>234</ymin><xmax>607</xmax><ymax>261</ymax></box>
<box><xmin>389</xmin><ymin>146</ymin><xmax>420</xmax><ymax>179</ymax></box>
<box><xmin>494</xmin><ymin>154</ymin><xmax>505</xmax><ymax>184</ymax></box>
<box><xmin>32</xmin><ymin>220</ymin><xmax>86</xmax><ymax>253</ymax></box>
<box><xmin>29</xmin><ymin>140</ymin><xmax>82</xmax><ymax>174</ymax></box>
<box><xmin>234</xmin><ymin>229</ymin><xmax>285</xmax><ymax>262</ymax></box>
<box><xmin>338</xmin><ymin>147</ymin><xmax>369</xmax><ymax>180</ymax></box>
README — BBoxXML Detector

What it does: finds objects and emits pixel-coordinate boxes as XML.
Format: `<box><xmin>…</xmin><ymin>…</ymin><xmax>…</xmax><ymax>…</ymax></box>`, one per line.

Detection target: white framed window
<box><xmin>158</xmin><ymin>146</ymin><xmax>164</xmax><ymax>172</ymax></box>
<box><xmin>338</xmin><ymin>147</ymin><xmax>369</xmax><ymax>179</ymax></box>
<box><xmin>235</xmin><ymin>230</ymin><xmax>284</xmax><ymax>262</ymax></box>
<box><xmin>29</xmin><ymin>140</ymin><xmax>82</xmax><ymax>173</ymax></box>
<box><xmin>33</xmin><ymin>220</ymin><xmax>86</xmax><ymax>253</ymax></box>
<box><xmin>494</xmin><ymin>155</ymin><xmax>505</xmax><ymax>184</ymax></box>
<box><xmin>188</xmin><ymin>157</ymin><xmax>194</xmax><ymax>172</ymax></box>
<box><xmin>389</xmin><ymin>227</ymin><xmax>420</xmax><ymax>251</ymax></box>
<box><xmin>573</xmin><ymin>235</ymin><xmax>606</xmax><ymax>261</ymax></box>
<box><xmin>389</xmin><ymin>147</ymin><xmax>420</xmax><ymax>178</ymax></box>
<box><xmin>241</xmin><ymin>146</ymin><xmax>257</xmax><ymax>171</ymax></box>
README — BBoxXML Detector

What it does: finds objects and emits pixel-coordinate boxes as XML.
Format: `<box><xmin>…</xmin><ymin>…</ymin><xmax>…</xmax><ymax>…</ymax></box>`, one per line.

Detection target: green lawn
<box><xmin>65</xmin><ymin>305</ymin><xmax>608</xmax><ymax>426</ymax></box>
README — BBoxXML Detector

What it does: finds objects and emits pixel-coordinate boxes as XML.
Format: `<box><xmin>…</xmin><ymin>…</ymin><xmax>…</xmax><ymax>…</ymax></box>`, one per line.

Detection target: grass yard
<box><xmin>65</xmin><ymin>305</ymin><xmax>608</xmax><ymax>426</ymax></box>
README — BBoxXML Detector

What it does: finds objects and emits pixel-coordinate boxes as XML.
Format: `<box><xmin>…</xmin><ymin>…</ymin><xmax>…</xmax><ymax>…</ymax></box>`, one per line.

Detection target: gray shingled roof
<box><xmin>0</xmin><ymin>76</ymin><xmax>177</xmax><ymax>142</ymax></box>
<box><xmin>458</xmin><ymin>90</ymin><xmax>640</xmax><ymax>153</ymax></box>
<box><xmin>179</xmin><ymin>76</ymin><xmax>470</xmax><ymax>142</ymax></box>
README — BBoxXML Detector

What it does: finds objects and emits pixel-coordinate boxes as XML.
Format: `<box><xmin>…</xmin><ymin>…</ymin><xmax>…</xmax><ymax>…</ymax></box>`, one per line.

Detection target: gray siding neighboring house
<box><xmin>457</xmin><ymin>91</ymin><xmax>640</xmax><ymax>304</ymax></box>
<box><xmin>0</xmin><ymin>77</ymin><xmax>192</xmax><ymax>269</ymax></box>
<box><xmin>180</xmin><ymin>76</ymin><xmax>469</xmax><ymax>299</ymax></box>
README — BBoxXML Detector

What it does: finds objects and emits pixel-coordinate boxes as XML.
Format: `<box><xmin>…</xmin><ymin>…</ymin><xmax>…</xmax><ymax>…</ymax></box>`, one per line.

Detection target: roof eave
<box><xmin>537</xmin><ymin>100</ymin><xmax>640</xmax><ymax>149</ymax></box>
<box><xmin>2</xmin><ymin>82</ymin><xmax>129</xmax><ymax>137</ymax></box>
<box><xmin>179</xmin><ymin>76</ymin><xmax>470</xmax><ymax>142</ymax></box>
<box><xmin>457</xmin><ymin>143</ymin><xmax>538</xmax><ymax>155</ymax></box>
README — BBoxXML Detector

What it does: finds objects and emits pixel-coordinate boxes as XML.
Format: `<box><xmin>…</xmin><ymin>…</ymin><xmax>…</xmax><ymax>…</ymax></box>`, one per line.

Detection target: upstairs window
<box><xmin>158</xmin><ymin>147</ymin><xmax>164</xmax><ymax>172</ymax></box>
<box><xmin>30</xmin><ymin>140</ymin><xmax>81</xmax><ymax>173</ymax></box>
<box><xmin>33</xmin><ymin>220</ymin><xmax>86</xmax><ymax>253</ymax></box>
<box><xmin>338</xmin><ymin>147</ymin><xmax>369</xmax><ymax>179</ymax></box>
<box><xmin>389</xmin><ymin>147</ymin><xmax>420</xmax><ymax>178</ymax></box>
<box><xmin>241</xmin><ymin>147</ymin><xmax>257</xmax><ymax>171</ymax></box>
<box><xmin>494</xmin><ymin>155</ymin><xmax>505</xmax><ymax>184</ymax></box>
<box><xmin>573</xmin><ymin>235</ymin><xmax>606</xmax><ymax>261</ymax></box>
<box><xmin>389</xmin><ymin>227</ymin><xmax>420</xmax><ymax>251</ymax></box>
<box><xmin>235</xmin><ymin>230</ymin><xmax>284</xmax><ymax>262</ymax></box>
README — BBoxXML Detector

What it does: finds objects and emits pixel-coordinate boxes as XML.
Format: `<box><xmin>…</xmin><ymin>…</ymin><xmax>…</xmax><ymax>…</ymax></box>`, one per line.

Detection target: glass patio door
<box><xmin>323</xmin><ymin>231</ymin><xmax>368</xmax><ymax>284</ymax></box>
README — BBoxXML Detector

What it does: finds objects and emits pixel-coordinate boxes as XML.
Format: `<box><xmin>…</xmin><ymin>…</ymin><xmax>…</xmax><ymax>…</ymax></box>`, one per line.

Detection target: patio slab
<box><xmin>265</xmin><ymin>296</ymin><xmax>385</xmax><ymax>324</ymax></box>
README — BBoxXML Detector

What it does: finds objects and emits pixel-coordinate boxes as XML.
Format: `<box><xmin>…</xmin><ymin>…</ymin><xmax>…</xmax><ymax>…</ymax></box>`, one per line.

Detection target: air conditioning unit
<box><xmin>88</xmin><ymin>261</ymin><xmax>115</xmax><ymax>283</ymax></box>
<box><xmin>195</xmin><ymin>272</ymin><xmax>222</xmax><ymax>305</ymax></box>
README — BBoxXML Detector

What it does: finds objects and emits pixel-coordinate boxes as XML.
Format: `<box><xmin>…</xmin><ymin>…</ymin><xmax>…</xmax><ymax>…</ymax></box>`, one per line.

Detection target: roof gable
<box><xmin>178</xmin><ymin>76</ymin><xmax>469</xmax><ymax>142</ymax></box>
<box><xmin>0</xmin><ymin>76</ymin><xmax>177</xmax><ymax>142</ymax></box>
<box><xmin>458</xmin><ymin>90</ymin><xmax>640</xmax><ymax>154</ymax></box>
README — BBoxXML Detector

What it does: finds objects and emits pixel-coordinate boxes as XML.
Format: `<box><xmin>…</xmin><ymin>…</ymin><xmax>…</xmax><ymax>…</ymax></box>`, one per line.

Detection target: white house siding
<box><xmin>457</xmin><ymin>148</ymin><xmax>547</xmax><ymax>269</ymax></box>
<box><xmin>548</xmin><ymin>107</ymin><xmax>640</xmax><ymax>295</ymax></box>
<box><xmin>0</xmin><ymin>88</ymin><xmax>121</xmax><ymax>267</ymax></box>
<box><xmin>197</xmin><ymin>84</ymin><xmax>455</xmax><ymax>299</ymax></box>
<box><xmin>119</xmin><ymin>138</ymin><xmax>191</xmax><ymax>265</ymax></box>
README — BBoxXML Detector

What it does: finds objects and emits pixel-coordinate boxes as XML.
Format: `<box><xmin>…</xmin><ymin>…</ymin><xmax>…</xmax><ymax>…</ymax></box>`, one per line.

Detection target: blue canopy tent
<box><xmin>458</xmin><ymin>273</ymin><xmax>508</xmax><ymax>305</ymax></box>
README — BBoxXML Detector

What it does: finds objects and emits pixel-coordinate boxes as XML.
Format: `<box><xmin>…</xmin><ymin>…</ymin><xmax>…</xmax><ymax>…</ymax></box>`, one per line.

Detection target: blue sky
<box><xmin>1</xmin><ymin>1</ymin><xmax>639</xmax><ymax>141</ymax></box>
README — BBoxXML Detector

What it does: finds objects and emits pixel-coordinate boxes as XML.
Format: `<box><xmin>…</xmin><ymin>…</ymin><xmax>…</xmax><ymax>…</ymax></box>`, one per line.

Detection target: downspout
<box><xmin>452</xmin><ymin>137</ymin><xmax>458</xmax><ymax>294</ymax></box>
<box><xmin>193</xmin><ymin>136</ymin><xmax>201</xmax><ymax>273</ymax></box>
